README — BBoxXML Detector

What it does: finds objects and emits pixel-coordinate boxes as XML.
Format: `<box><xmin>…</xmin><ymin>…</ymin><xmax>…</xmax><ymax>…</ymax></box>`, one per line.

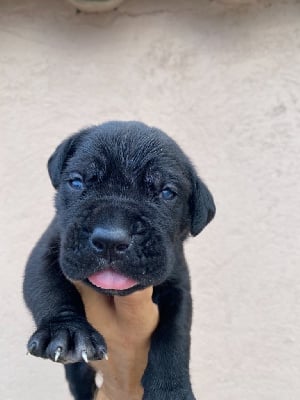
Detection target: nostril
<box><xmin>115</xmin><ymin>243</ymin><xmax>129</xmax><ymax>253</ymax></box>
<box><xmin>91</xmin><ymin>237</ymin><xmax>106</xmax><ymax>253</ymax></box>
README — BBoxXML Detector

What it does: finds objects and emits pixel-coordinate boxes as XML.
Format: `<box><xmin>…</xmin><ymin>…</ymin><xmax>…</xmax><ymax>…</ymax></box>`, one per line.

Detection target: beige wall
<box><xmin>1</xmin><ymin>0</ymin><xmax>300</xmax><ymax>399</ymax></box>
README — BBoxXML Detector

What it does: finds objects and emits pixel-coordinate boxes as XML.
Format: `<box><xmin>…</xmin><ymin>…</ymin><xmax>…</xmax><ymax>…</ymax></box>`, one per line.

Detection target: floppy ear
<box><xmin>189</xmin><ymin>171</ymin><xmax>216</xmax><ymax>236</ymax></box>
<box><xmin>47</xmin><ymin>135</ymin><xmax>79</xmax><ymax>189</ymax></box>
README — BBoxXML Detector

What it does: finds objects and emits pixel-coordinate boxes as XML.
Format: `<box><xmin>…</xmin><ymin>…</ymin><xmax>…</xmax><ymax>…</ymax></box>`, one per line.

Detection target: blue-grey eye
<box><xmin>161</xmin><ymin>187</ymin><xmax>176</xmax><ymax>200</ymax></box>
<box><xmin>69</xmin><ymin>177</ymin><xmax>84</xmax><ymax>190</ymax></box>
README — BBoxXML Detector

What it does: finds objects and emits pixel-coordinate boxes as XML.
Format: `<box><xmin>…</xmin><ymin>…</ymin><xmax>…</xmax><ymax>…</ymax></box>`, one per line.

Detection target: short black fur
<box><xmin>23</xmin><ymin>121</ymin><xmax>215</xmax><ymax>399</ymax></box>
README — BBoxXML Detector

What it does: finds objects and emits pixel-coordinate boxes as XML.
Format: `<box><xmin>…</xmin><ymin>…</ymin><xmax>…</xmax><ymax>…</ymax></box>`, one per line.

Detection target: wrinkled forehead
<box><xmin>65</xmin><ymin>129</ymin><xmax>191</xmax><ymax>186</ymax></box>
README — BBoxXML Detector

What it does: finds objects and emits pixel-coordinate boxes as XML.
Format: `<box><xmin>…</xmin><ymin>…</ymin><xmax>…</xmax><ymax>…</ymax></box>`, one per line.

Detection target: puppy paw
<box><xmin>143</xmin><ymin>389</ymin><xmax>196</xmax><ymax>400</ymax></box>
<box><xmin>27</xmin><ymin>315</ymin><xmax>107</xmax><ymax>364</ymax></box>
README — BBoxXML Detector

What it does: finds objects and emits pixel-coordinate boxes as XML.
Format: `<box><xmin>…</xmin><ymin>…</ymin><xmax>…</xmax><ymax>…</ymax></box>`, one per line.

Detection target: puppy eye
<box><xmin>161</xmin><ymin>187</ymin><xmax>177</xmax><ymax>200</ymax></box>
<box><xmin>68</xmin><ymin>175</ymin><xmax>84</xmax><ymax>190</ymax></box>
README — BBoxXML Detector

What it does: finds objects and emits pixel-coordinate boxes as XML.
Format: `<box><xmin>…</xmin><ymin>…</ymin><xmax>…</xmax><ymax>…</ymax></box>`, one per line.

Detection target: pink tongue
<box><xmin>88</xmin><ymin>269</ymin><xmax>138</xmax><ymax>290</ymax></box>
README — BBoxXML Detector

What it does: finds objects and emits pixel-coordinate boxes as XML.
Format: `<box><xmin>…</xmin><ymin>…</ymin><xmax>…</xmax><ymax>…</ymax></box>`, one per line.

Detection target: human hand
<box><xmin>74</xmin><ymin>282</ymin><xmax>159</xmax><ymax>400</ymax></box>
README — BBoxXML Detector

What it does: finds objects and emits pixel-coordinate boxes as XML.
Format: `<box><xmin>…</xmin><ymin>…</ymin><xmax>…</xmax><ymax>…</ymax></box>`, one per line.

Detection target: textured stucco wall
<box><xmin>1</xmin><ymin>0</ymin><xmax>300</xmax><ymax>399</ymax></box>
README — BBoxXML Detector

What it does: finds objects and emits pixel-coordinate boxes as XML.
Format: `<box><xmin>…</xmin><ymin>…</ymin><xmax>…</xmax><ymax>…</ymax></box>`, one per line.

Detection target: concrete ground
<box><xmin>1</xmin><ymin>0</ymin><xmax>300</xmax><ymax>399</ymax></box>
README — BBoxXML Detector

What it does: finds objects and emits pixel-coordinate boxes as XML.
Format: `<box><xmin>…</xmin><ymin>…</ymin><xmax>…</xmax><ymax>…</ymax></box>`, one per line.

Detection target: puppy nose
<box><xmin>90</xmin><ymin>227</ymin><xmax>130</xmax><ymax>254</ymax></box>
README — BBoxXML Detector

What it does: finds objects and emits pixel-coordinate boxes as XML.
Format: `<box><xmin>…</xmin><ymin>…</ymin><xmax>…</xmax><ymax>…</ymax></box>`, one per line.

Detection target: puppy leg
<box><xmin>23</xmin><ymin>222</ymin><xmax>107</xmax><ymax>365</ymax></box>
<box><xmin>142</xmin><ymin>284</ymin><xmax>196</xmax><ymax>400</ymax></box>
<box><xmin>65</xmin><ymin>363</ymin><xmax>97</xmax><ymax>400</ymax></box>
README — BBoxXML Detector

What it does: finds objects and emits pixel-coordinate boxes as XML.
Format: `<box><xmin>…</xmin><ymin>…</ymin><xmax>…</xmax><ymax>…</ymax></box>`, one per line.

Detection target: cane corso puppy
<box><xmin>23</xmin><ymin>121</ymin><xmax>215</xmax><ymax>400</ymax></box>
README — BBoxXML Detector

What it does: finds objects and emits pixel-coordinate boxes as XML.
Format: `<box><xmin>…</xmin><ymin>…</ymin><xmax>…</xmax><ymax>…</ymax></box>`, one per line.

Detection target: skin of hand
<box><xmin>74</xmin><ymin>282</ymin><xmax>159</xmax><ymax>400</ymax></box>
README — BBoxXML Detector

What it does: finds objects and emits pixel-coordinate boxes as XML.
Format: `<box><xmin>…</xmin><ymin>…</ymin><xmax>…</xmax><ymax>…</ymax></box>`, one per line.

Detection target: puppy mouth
<box><xmin>87</xmin><ymin>268</ymin><xmax>139</xmax><ymax>291</ymax></box>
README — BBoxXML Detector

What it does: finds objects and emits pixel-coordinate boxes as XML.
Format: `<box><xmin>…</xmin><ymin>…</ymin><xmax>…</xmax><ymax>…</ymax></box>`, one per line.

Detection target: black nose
<box><xmin>90</xmin><ymin>227</ymin><xmax>131</xmax><ymax>255</ymax></box>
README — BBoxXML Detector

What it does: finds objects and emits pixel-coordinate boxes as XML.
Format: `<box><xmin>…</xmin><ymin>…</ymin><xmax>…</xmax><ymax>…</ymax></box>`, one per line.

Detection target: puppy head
<box><xmin>48</xmin><ymin>121</ymin><xmax>215</xmax><ymax>295</ymax></box>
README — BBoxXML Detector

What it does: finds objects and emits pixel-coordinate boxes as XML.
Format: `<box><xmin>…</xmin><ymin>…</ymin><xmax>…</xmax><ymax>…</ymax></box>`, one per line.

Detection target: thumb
<box><xmin>114</xmin><ymin>286</ymin><xmax>154</xmax><ymax>308</ymax></box>
<box><xmin>114</xmin><ymin>287</ymin><xmax>159</xmax><ymax>334</ymax></box>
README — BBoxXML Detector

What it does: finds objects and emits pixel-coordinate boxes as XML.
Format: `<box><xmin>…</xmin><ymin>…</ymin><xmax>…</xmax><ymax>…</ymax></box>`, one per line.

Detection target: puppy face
<box><xmin>48</xmin><ymin>122</ymin><xmax>215</xmax><ymax>295</ymax></box>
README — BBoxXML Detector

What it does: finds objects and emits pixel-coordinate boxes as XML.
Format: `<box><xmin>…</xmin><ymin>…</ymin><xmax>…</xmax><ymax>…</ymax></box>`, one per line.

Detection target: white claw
<box><xmin>82</xmin><ymin>350</ymin><xmax>88</xmax><ymax>363</ymax></box>
<box><xmin>103</xmin><ymin>352</ymin><xmax>109</xmax><ymax>361</ymax></box>
<box><xmin>54</xmin><ymin>347</ymin><xmax>62</xmax><ymax>362</ymax></box>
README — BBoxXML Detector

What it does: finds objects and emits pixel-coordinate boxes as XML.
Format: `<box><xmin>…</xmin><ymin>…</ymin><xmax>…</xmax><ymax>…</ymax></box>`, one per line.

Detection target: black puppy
<box><xmin>23</xmin><ymin>121</ymin><xmax>215</xmax><ymax>400</ymax></box>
